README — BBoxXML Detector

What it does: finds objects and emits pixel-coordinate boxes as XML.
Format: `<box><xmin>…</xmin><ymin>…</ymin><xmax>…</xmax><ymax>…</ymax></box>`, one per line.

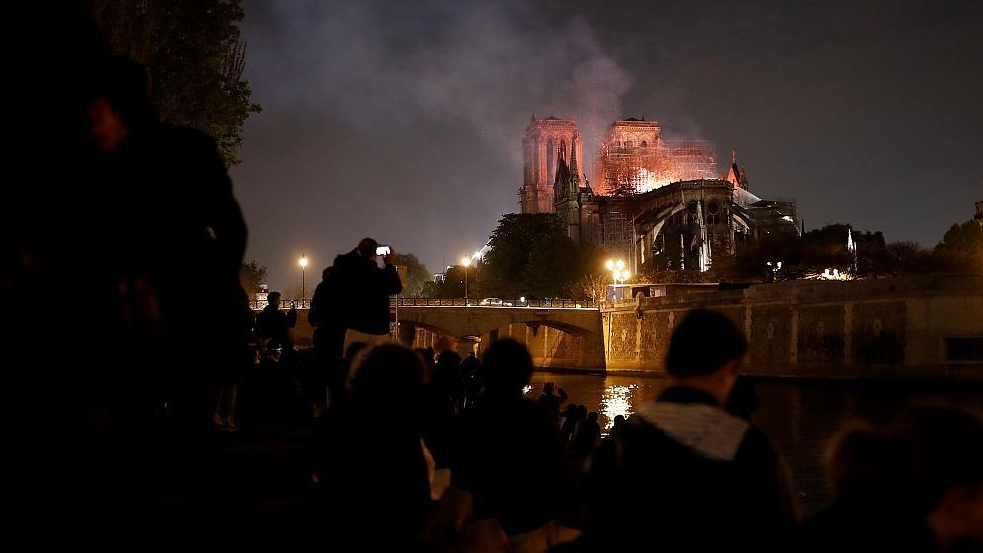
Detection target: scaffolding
<box><xmin>595</xmin><ymin>135</ymin><xmax>718</xmax><ymax>197</ymax></box>
<box><xmin>659</xmin><ymin>139</ymin><xmax>718</xmax><ymax>183</ymax></box>
<box><xmin>596</xmin><ymin>143</ymin><xmax>659</xmax><ymax>197</ymax></box>
<box><xmin>600</xmin><ymin>210</ymin><xmax>635</xmax><ymax>264</ymax></box>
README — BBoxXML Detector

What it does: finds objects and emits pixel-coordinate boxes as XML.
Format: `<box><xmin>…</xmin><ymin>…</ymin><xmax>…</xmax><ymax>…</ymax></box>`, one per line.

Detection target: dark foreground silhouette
<box><xmin>8</xmin><ymin>7</ymin><xmax>982</xmax><ymax>551</ymax></box>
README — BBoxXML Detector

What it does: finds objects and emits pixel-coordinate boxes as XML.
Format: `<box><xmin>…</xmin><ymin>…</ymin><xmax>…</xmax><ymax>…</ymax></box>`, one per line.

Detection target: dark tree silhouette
<box><xmin>394</xmin><ymin>253</ymin><xmax>431</xmax><ymax>297</ymax></box>
<box><xmin>87</xmin><ymin>0</ymin><xmax>261</xmax><ymax>166</ymax></box>
<box><xmin>239</xmin><ymin>260</ymin><xmax>267</xmax><ymax>297</ymax></box>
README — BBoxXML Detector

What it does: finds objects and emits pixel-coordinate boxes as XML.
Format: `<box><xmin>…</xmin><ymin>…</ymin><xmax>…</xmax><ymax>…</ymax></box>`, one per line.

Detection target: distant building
<box><xmin>593</xmin><ymin>118</ymin><xmax>718</xmax><ymax>196</ymax></box>
<box><xmin>550</xmin><ymin>132</ymin><xmax>598</xmax><ymax>243</ymax></box>
<box><xmin>517</xmin><ymin>114</ymin><xmax>799</xmax><ymax>273</ymax></box>
<box><xmin>519</xmin><ymin>116</ymin><xmax>583</xmax><ymax>214</ymax></box>
<box><xmin>975</xmin><ymin>199</ymin><xmax>982</xmax><ymax>222</ymax></box>
<box><xmin>255</xmin><ymin>284</ymin><xmax>269</xmax><ymax>307</ymax></box>
<box><xmin>609</xmin><ymin>179</ymin><xmax>799</xmax><ymax>273</ymax></box>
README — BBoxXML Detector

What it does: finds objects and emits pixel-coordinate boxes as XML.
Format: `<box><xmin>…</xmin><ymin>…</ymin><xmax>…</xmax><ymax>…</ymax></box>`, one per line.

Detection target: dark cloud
<box><xmin>233</xmin><ymin>0</ymin><xmax>983</xmax><ymax>289</ymax></box>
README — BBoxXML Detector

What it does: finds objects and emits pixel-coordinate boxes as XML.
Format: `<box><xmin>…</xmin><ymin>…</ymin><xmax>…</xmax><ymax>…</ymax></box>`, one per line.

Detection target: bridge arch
<box><xmin>396</xmin><ymin>306</ymin><xmax>605</xmax><ymax>369</ymax></box>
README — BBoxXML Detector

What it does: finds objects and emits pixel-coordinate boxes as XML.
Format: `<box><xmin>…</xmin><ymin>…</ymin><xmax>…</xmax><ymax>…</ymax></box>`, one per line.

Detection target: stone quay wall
<box><xmin>602</xmin><ymin>275</ymin><xmax>983</xmax><ymax>381</ymax></box>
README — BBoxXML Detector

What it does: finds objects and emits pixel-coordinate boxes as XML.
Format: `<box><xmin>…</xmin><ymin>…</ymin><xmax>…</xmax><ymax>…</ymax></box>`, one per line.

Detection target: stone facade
<box><xmin>618</xmin><ymin>179</ymin><xmax>799</xmax><ymax>273</ymax></box>
<box><xmin>520</xmin><ymin>116</ymin><xmax>583</xmax><ymax>215</ymax></box>
<box><xmin>602</xmin><ymin>275</ymin><xmax>983</xmax><ymax>380</ymax></box>
<box><xmin>797</xmin><ymin>305</ymin><xmax>846</xmax><ymax>364</ymax></box>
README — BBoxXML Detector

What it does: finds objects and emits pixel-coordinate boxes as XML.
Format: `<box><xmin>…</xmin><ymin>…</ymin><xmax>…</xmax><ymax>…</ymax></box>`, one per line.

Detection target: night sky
<box><xmin>232</xmin><ymin>0</ymin><xmax>983</xmax><ymax>290</ymax></box>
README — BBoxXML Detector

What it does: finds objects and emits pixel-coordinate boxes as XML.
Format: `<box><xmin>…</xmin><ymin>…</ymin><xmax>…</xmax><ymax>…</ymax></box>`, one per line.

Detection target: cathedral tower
<box><xmin>520</xmin><ymin>115</ymin><xmax>582</xmax><ymax>214</ymax></box>
<box><xmin>554</xmin><ymin>133</ymin><xmax>587</xmax><ymax>242</ymax></box>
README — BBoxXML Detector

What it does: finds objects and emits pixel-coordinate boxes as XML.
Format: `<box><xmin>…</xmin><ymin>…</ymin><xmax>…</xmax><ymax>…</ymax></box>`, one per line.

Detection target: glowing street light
<box><xmin>461</xmin><ymin>256</ymin><xmax>471</xmax><ymax>306</ymax></box>
<box><xmin>607</xmin><ymin>258</ymin><xmax>630</xmax><ymax>285</ymax></box>
<box><xmin>299</xmin><ymin>254</ymin><xmax>309</xmax><ymax>306</ymax></box>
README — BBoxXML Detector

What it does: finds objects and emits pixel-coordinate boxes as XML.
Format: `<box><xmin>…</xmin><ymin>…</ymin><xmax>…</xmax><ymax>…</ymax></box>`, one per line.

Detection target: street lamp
<box><xmin>299</xmin><ymin>254</ymin><xmax>308</xmax><ymax>307</ymax></box>
<box><xmin>461</xmin><ymin>256</ymin><xmax>471</xmax><ymax>306</ymax></box>
<box><xmin>607</xmin><ymin>258</ymin><xmax>629</xmax><ymax>285</ymax></box>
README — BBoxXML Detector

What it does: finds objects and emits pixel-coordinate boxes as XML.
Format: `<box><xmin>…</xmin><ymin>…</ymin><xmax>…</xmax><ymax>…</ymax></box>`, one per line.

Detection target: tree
<box><xmin>937</xmin><ymin>221</ymin><xmax>983</xmax><ymax>256</ymax></box>
<box><xmin>523</xmin><ymin>236</ymin><xmax>577</xmax><ymax>298</ymax></box>
<box><xmin>570</xmin><ymin>273</ymin><xmax>610</xmax><ymax>302</ymax></box>
<box><xmin>479</xmin><ymin>213</ymin><xmax>612</xmax><ymax>298</ymax></box>
<box><xmin>935</xmin><ymin>220</ymin><xmax>983</xmax><ymax>274</ymax></box>
<box><xmin>422</xmin><ymin>265</ymin><xmax>466</xmax><ymax>299</ymax></box>
<box><xmin>282</xmin><ymin>284</ymin><xmax>306</xmax><ymax>304</ymax></box>
<box><xmin>420</xmin><ymin>280</ymin><xmax>441</xmax><ymax>299</ymax></box>
<box><xmin>88</xmin><ymin>0</ymin><xmax>261</xmax><ymax>166</ymax></box>
<box><xmin>239</xmin><ymin>260</ymin><xmax>267</xmax><ymax>297</ymax></box>
<box><xmin>394</xmin><ymin>253</ymin><xmax>430</xmax><ymax>297</ymax></box>
<box><xmin>483</xmin><ymin>214</ymin><xmax>568</xmax><ymax>296</ymax></box>
<box><xmin>885</xmin><ymin>241</ymin><xmax>935</xmax><ymax>276</ymax></box>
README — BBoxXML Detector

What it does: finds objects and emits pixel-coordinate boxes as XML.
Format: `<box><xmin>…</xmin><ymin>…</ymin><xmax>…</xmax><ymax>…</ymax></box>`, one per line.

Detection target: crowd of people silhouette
<box><xmin>6</xmin><ymin>7</ymin><xmax>982</xmax><ymax>551</ymax></box>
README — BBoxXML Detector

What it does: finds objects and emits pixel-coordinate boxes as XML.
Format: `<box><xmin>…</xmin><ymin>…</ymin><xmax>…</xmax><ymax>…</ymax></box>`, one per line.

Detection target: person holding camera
<box><xmin>332</xmin><ymin>237</ymin><xmax>402</xmax><ymax>351</ymax></box>
<box><xmin>255</xmin><ymin>291</ymin><xmax>297</xmax><ymax>350</ymax></box>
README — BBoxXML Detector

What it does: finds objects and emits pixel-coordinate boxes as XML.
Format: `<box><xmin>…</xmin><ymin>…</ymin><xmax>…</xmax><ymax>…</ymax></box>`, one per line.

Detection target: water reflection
<box><xmin>526</xmin><ymin>373</ymin><xmax>668</xmax><ymax>431</ymax></box>
<box><xmin>526</xmin><ymin>372</ymin><xmax>983</xmax><ymax>512</ymax></box>
<box><xmin>599</xmin><ymin>384</ymin><xmax>638</xmax><ymax>430</ymax></box>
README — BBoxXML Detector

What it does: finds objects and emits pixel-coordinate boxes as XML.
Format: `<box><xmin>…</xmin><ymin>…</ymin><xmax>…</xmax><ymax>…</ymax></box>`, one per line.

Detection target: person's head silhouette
<box><xmin>613</xmin><ymin>414</ymin><xmax>627</xmax><ymax>429</ymax></box>
<box><xmin>348</xmin><ymin>344</ymin><xmax>429</xmax><ymax>415</ymax></box>
<box><xmin>887</xmin><ymin>406</ymin><xmax>983</xmax><ymax>545</ymax></box>
<box><xmin>88</xmin><ymin>57</ymin><xmax>152</xmax><ymax>152</ymax></box>
<box><xmin>481</xmin><ymin>339</ymin><xmax>533</xmax><ymax>398</ymax></box>
<box><xmin>666</xmin><ymin>309</ymin><xmax>748</xmax><ymax>406</ymax></box>
<box><xmin>357</xmin><ymin>238</ymin><xmax>379</xmax><ymax>261</ymax></box>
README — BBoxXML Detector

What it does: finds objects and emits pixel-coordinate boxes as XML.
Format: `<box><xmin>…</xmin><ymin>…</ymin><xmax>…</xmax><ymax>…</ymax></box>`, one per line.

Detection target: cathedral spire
<box><xmin>569</xmin><ymin>135</ymin><xmax>581</xmax><ymax>196</ymax></box>
<box><xmin>553</xmin><ymin>143</ymin><xmax>570</xmax><ymax>202</ymax></box>
<box><xmin>569</xmin><ymin>135</ymin><xmax>579</xmax><ymax>175</ymax></box>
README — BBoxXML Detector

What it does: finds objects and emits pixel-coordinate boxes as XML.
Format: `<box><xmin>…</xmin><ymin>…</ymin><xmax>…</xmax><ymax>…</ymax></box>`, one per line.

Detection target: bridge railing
<box><xmin>391</xmin><ymin>298</ymin><xmax>596</xmax><ymax>309</ymax></box>
<box><xmin>247</xmin><ymin>298</ymin><xmax>597</xmax><ymax>310</ymax></box>
<box><xmin>249</xmin><ymin>299</ymin><xmax>311</xmax><ymax>310</ymax></box>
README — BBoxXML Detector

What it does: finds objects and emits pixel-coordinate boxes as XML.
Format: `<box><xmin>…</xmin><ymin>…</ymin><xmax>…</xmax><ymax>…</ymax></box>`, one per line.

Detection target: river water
<box><xmin>524</xmin><ymin>372</ymin><xmax>983</xmax><ymax>512</ymax></box>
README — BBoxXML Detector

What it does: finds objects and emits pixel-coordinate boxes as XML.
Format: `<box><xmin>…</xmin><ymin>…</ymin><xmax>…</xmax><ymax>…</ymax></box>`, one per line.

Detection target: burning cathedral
<box><xmin>518</xmin><ymin>115</ymin><xmax>800</xmax><ymax>273</ymax></box>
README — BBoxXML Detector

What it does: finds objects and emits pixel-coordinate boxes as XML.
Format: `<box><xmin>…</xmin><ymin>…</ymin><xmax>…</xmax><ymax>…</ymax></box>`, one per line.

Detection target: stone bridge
<box><xmin>276</xmin><ymin>276</ymin><xmax>983</xmax><ymax>380</ymax></box>
<box><xmin>395</xmin><ymin>305</ymin><xmax>605</xmax><ymax>370</ymax></box>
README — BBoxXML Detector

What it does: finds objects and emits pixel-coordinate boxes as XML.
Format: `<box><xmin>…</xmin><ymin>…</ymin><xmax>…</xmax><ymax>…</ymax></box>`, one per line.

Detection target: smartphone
<box><xmin>376</xmin><ymin>245</ymin><xmax>391</xmax><ymax>256</ymax></box>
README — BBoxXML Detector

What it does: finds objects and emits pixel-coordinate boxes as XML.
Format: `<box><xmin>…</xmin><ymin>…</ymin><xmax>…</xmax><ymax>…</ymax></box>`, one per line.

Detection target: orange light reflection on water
<box><xmin>599</xmin><ymin>384</ymin><xmax>638</xmax><ymax>430</ymax></box>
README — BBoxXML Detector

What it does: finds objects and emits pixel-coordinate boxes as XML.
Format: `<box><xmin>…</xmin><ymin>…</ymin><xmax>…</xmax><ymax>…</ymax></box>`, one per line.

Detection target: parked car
<box><xmin>479</xmin><ymin>297</ymin><xmax>504</xmax><ymax>306</ymax></box>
